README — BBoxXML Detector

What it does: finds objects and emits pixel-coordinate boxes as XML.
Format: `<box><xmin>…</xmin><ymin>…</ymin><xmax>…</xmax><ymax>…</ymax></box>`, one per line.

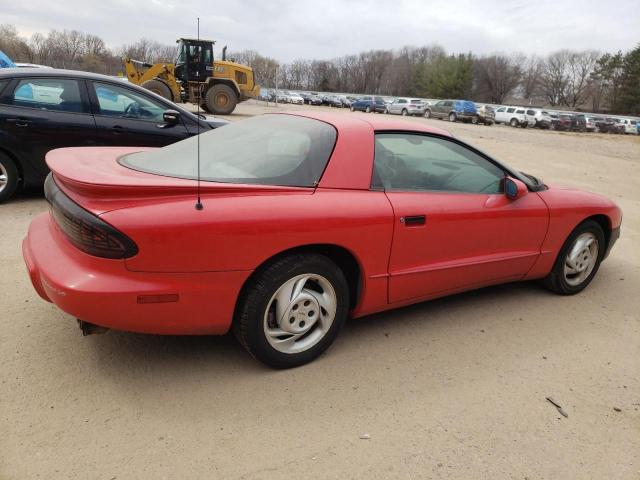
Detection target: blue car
<box><xmin>350</xmin><ymin>96</ymin><xmax>386</xmax><ymax>113</ymax></box>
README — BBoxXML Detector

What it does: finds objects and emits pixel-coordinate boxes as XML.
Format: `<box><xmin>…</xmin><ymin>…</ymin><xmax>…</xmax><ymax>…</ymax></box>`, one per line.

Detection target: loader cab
<box><xmin>174</xmin><ymin>38</ymin><xmax>214</xmax><ymax>84</ymax></box>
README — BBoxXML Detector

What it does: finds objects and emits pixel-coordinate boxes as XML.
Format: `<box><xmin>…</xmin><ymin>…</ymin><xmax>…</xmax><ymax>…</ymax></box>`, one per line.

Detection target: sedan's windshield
<box><xmin>120</xmin><ymin>115</ymin><xmax>337</xmax><ymax>187</ymax></box>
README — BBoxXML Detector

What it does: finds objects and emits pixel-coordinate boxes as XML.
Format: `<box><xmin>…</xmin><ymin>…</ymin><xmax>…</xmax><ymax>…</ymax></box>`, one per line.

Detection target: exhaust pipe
<box><xmin>77</xmin><ymin>320</ymin><xmax>109</xmax><ymax>336</ymax></box>
<box><xmin>222</xmin><ymin>45</ymin><xmax>227</xmax><ymax>61</ymax></box>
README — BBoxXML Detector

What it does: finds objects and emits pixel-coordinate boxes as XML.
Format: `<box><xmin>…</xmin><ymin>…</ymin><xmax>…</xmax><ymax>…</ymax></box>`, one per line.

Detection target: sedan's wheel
<box><xmin>543</xmin><ymin>220</ymin><xmax>605</xmax><ymax>295</ymax></box>
<box><xmin>448</xmin><ymin>112</ymin><xmax>456</xmax><ymax>122</ymax></box>
<box><xmin>424</xmin><ymin>109</ymin><xmax>431</xmax><ymax>118</ymax></box>
<box><xmin>401</xmin><ymin>109</ymin><xmax>408</xmax><ymax>116</ymax></box>
<box><xmin>234</xmin><ymin>254</ymin><xmax>349</xmax><ymax>368</ymax></box>
<box><xmin>0</xmin><ymin>152</ymin><xmax>19</xmax><ymax>203</ymax></box>
<box><xmin>365</xmin><ymin>106</ymin><xmax>371</xmax><ymax>113</ymax></box>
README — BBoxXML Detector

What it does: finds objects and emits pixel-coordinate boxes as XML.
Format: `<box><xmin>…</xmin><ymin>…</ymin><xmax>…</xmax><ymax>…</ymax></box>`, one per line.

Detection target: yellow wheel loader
<box><xmin>124</xmin><ymin>38</ymin><xmax>260</xmax><ymax>115</ymax></box>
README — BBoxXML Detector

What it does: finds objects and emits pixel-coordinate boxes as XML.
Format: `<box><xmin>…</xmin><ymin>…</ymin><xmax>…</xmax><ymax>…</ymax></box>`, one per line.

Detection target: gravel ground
<box><xmin>1</xmin><ymin>101</ymin><xmax>639</xmax><ymax>479</ymax></box>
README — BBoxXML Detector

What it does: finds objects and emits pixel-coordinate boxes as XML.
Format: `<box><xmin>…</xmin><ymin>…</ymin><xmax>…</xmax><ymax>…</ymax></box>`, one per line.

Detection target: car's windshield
<box><xmin>120</xmin><ymin>115</ymin><xmax>337</xmax><ymax>187</ymax></box>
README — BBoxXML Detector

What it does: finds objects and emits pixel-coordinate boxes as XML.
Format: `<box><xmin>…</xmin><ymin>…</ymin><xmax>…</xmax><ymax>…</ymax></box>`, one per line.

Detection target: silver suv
<box><xmin>385</xmin><ymin>98</ymin><xmax>427</xmax><ymax>116</ymax></box>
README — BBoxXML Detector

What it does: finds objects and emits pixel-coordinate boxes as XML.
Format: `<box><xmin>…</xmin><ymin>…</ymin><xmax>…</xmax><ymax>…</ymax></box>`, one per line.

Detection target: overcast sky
<box><xmin>3</xmin><ymin>0</ymin><xmax>638</xmax><ymax>61</ymax></box>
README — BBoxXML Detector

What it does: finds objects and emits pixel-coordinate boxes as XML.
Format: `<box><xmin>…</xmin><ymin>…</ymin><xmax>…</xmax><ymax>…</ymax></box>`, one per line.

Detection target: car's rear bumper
<box><xmin>23</xmin><ymin>213</ymin><xmax>251</xmax><ymax>335</ymax></box>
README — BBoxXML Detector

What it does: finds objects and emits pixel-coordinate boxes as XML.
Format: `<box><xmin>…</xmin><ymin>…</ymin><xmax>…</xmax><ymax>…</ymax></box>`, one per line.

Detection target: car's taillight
<box><xmin>44</xmin><ymin>174</ymin><xmax>138</xmax><ymax>259</ymax></box>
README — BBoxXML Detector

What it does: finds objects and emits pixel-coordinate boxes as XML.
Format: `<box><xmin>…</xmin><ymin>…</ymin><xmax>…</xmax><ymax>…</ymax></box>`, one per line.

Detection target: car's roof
<box><xmin>278</xmin><ymin>111</ymin><xmax>453</xmax><ymax>137</ymax></box>
<box><xmin>0</xmin><ymin>67</ymin><xmax>128</xmax><ymax>83</ymax></box>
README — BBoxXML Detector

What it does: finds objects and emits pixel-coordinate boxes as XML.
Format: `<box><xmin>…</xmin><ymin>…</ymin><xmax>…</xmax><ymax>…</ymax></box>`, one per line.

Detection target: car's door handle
<box><xmin>6</xmin><ymin>118</ymin><xmax>31</xmax><ymax>127</ymax></box>
<box><xmin>401</xmin><ymin>215</ymin><xmax>426</xmax><ymax>226</ymax></box>
<box><xmin>111</xmin><ymin>125</ymin><xmax>125</xmax><ymax>134</ymax></box>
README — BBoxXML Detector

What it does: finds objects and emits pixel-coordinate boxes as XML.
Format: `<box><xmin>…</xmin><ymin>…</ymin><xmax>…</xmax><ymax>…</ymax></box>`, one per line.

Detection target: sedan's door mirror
<box><xmin>159</xmin><ymin>109</ymin><xmax>181</xmax><ymax>128</ymax></box>
<box><xmin>504</xmin><ymin>177</ymin><xmax>528</xmax><ymax>200</ymax></box>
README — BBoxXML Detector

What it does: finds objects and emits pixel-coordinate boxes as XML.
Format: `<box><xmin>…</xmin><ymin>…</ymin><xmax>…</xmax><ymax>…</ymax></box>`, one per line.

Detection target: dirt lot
<box><xmin>1</xmin><ymin>101</ymin><xmax>639</xmax><ymax>479</ymax></box>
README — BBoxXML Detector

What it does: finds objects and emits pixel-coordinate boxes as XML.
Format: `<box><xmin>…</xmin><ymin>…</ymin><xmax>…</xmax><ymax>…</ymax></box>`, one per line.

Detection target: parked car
<box><xmin>526</xmin><ymin>109</ymin><xmax>551</xmax><ymax>129</ymax></box>
<box><xmin>618</xmin><ymin>118</ymin><xmax>638</xmax><ymax>135</ymax></box>
<box><xmin>494</xmin><ymin>106</ymin><xmax>534</xmax><ymax>128</ymax></box>
<box><xmin>288</xmin><ymin>92</ymin><xmax>304</xmax><ymax>105</ymax></box>
<box><xmin>23</xmin><ymin>112</ymin><xmax>622</xmax><ymax>368</ymax></box>
<box><xmin>424</xmin><ymin>99</ymin><xmax>478</xmax><ymax>123</ymax></box>
<box><xmin>551</xmin><ymin>114</ymin><xmax>573</xmax><ymax>131</ymax></box>
<box><xmin>0</xmin><ymin>68</ymin><xmax>227</xmax><ymax>202</ymax></box>
<box><xmin>324</xmin><ymin>95</ymin><xmax>343</xmax><ymax>108</ymax></box>
<box><xmin>275</xmin><ymin>91</ymin><xmax>290</xmax><ymax>103</ymax></box>
<box><xmin>385</xmin><ymin>98</ymin><xmax>427</xmax><ymax>116</ymax></box>
<box><xmin>475</xmin><ymin>104</ymin><xmax>495</xmax><ymax>125</ymax></box>
<box><xmin>350</xmin><ymin>96</ymin><xmax>386</xmax><ymax>113</ymax></box>
<box><xmin>595</xmin><ymin>117</ymin><xmax>624</xmax><ymax>134</ymax></box>
<box><xmin>585</xmin><ymin>115</ymin><xmax>601</xmax><ymax>132</ymax></box>
<box><xmin>570</xmin><ymin>114</ymin><xmax>587</xmax><ymax>132</ymax></box>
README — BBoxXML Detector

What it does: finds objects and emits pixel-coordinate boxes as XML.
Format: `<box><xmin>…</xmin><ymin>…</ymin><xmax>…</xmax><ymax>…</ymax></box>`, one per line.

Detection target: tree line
<box><xmin>1</xmin><ymin>23</ymin><xmax>638</xmax><ymax>114</ymax></box>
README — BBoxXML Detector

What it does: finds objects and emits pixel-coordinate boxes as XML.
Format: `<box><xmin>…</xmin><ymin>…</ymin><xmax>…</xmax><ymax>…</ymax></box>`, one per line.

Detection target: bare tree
<box><xmin>540</xmin><ymin>50</ymin><xmax>571</xmax><ymax>106</ymax></box>
<box><xmin>474</xmin><ymin>54</ymin><xmax>523</xmax><ymax>103</ymax></box>
<box><xmin>565</xmin><ymin>50</ymin><xmax>600</xmax><ymax>108</ymax></box>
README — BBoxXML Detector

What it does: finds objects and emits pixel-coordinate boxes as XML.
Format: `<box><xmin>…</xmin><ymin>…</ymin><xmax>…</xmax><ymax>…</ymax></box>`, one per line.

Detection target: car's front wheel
<box><xmin>424</xmin><ymin>109</ymin><xmax>431</xmax><ymax>118</ymax></box>
<box><xmin>365</xmin><ymin>106</ymin><xmax>371</xmax><ymax>113</ymax></box>
<box><xmin>449</xmin><ymin>112</ymin><xmax>457</xmax><ymax>122</ymax></box>
<box><xmin>0</xmin><ymin>152</ymin><xmax>19</xmax><ymax>203</ymax></box>
<box><xmin>543</xmin><ymin>220</ymin><xmax>605</xmax><ymax>295</ymax></box>
<box><xmin>234</xmin><ymin>254</ymin><xmax>349</xmax><ymax>368</ymax></box>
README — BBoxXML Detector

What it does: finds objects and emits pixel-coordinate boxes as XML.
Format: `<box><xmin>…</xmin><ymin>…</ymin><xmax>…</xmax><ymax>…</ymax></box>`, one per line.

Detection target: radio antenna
<box><xmin>195</xmin><ymin>16</ymin><xmax>204</xmax><ymax>211</ymax></box>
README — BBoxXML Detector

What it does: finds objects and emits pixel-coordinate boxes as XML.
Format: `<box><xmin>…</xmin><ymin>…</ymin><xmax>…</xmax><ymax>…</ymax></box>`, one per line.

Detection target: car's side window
<box><xmin>497</xmin><ymin>107</ymin><xmax>505</xmax><ymax>112</ymax></box>
<box><xmin>92</xmin><ymin>82</ymin><xmax>166</xmax><ymax>122</ymax></box>
<box><xmin>506</xmin><ymin>107</ymin><xmax>515</xmax><ymax>113</ymax></box>
<box><xmin>435</xmin><ymin>101</ymin><xmax>444</xmax><ymax>107</ymax></box>
<box><xmin>0</xmin><ymin>80</ymin><xmax>8</xmax><ymax>95</ymax></box>
<box><xmin>8</xmin><ymin>78</ymin><xmax>86</xmax><ymax>113</ymax></box>
<box><xmin>372</xmin><ymin>133</ymin><xmax>505</xmax><ymax>194</ymax></box>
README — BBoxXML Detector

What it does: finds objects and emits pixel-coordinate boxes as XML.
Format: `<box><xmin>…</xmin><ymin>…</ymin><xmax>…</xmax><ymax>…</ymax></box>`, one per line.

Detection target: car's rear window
<box><xmin>120</xmin><ymin>115</ymin><xmax>337</xmax><ymax>187</ymax></box>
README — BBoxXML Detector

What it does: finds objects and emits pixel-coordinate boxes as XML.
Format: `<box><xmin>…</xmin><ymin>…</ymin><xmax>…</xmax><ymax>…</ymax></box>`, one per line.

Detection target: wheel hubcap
<box><xmin>215</xmin><ymin>93</ymin><xmax>229</xmax><ymax>107</ymax></box>
<box><xmin>563</xmin><ymin>232</ymin><xmax>599</xmax><ymax>286</ymax></box>
<box><xmin>0</xmin><ymin>163</ymin><xmax>7</xmax><ymax>193</ymax></box>
<box><xmin>264</xmin><ymin>274</ymin><xmax>337</xmax><ymax>354</ymax></box>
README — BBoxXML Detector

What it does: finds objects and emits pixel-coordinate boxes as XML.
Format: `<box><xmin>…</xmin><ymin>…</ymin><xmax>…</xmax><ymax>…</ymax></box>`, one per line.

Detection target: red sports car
<box><xmin>23</xmin><ymin>112</ymin><xmax>621</xmax><ymax>368</ymax></box>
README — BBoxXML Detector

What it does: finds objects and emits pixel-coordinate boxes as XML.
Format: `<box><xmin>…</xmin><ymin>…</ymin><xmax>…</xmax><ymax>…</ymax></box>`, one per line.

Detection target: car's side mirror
<box><xmin>158</xmin><ymin>109</ymin><xmax>181</xmax><ymax>128</ymax></box>
<box><xmin>504</xmin><ymin>177</ymin><xmax>528</xmax><ymax>200</ymax></box>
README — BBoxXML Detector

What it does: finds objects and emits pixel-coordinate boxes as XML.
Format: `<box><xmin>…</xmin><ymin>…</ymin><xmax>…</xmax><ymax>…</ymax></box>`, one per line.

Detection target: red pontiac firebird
<box><xmin>23</xmin><ymin>112</ymin><xmax>621</xmax><ymax>368</ymax></box>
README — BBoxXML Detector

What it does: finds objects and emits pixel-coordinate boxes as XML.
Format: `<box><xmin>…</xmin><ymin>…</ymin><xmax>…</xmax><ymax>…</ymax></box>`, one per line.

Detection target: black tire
<box><xmin>205</xmin><ymin>84</ymin><xmax>237</xmax><ymax>115</ymax></box>
<box><xmin>350</xmin><ymin>106</ymin><xmax>355</xmax><ymax>112</ymax></box>
<box><xmin>401</xmin><ymin>109</ymin><xmax>408</xmax><ymax>116</ymax></box>
<box><xmin>365</xmin><ymin>106</ymin><xmax>371</xmax><ymax>113</ymax></box>
<box><xmin>510</xmin><ymin>118</ymin><xmax>518</xmax><ymax>127</ymax></box>
<box><xmin>140</xmin><ymin>79</ymin><xmax>172</xmax><ymax>101</ymax></box>
<box><xmin>448</xmin><ymin>112</ymin><xmax>456</xmax><ymax>122</ymax></box>
<box><xmin>424</xmin><ymin>109</ymin><xmax>431</xmax><ymax>118</ymax></box>
<box><xmin>234</xmin><ymin>253</ymin><xmax>349</xmax><ymax>368</ymax></box>
<box><xmin>199</xmin><ymin>103</ymin><xmax>210</xmax><ymax>113</ymax></box>
<box><xmin>0</xmin><ymin>152</ymin><xmax>19</xmax><ymax>203</ymax></box>
<box><xmin>543</xmin><ymin>220</ymin><xmax>606</xmax><ymax>295</ymax></box>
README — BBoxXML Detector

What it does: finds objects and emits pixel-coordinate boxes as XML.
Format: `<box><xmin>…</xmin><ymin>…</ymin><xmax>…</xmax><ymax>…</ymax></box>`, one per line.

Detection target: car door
<box><xmin>88</xmin><ymin>81</ymin><xmax>193</xmax><ymax>147</ymax></box>
<box><xmin>372</xmin><ymin>132</ymin><xmax>549</xmax><ymax>303</ymax></box>
<box><xmin>391</xmin><ymin>99</ymin><xmax>405</xmax><ymax>114</ymax></box>
<box><xmin>430</xmin><ymin>101</ymin><xmax>444</xmax><ymax>117</ymax></box>
<box><xmin>0</xmin><ymin>76</ymin><xmax>96</xmax><ymax>180</ymax></box>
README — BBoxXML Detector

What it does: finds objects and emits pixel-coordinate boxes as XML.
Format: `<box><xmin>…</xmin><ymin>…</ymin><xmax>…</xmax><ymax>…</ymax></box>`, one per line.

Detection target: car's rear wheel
<box><xmin>350</xmin><ymin>106</ymin><xmax>355</xmax><ymax>112</ymax></box>
<box><xmin>234</xmin><ymin>254</ymin><xmax>349</xmax><ymax>368</ymax></box>
<box><xmin>365</xmin><ymin>106</ymin><xmax>371</xmax><ymax>113</ymax></box>
<box><xmin>0</xmin><ymin>152</ymin><xmax>19</xmax><ymax>203</ymax></box>
<box><xmin>543</xmin><ymin>220</ymin><xmax>605</xmax><ymax>295</ymax></box>
<box><xmin>424</xmin><ymin>109</ymin><xmax>431</xmax><ymax>118</ymax></box>
<box><xmin>401</xmin><ymin>109</ymin><xmax>408</xmax><ymax>116</ymax></box>
<box><xmin>510</xmin><ymin>118</ymin><xmax>518</xmax><ymax>127</ymax></box>
<box><xmin>449</xmin><ymin>112</ymin><xmax>456</xmax><ymax>122</ymax></box>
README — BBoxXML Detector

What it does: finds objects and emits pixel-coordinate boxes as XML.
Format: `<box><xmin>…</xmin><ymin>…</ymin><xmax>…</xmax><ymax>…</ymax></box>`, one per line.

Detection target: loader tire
<box><xmin>141</xmin><ymin>79</ymin><xmax>172</xmax><ymax>101</ymax></box>
<box><xmin>205</xmin><ymin>84</ymin><xmax>237</xmax><ymax>115</ymax></box>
